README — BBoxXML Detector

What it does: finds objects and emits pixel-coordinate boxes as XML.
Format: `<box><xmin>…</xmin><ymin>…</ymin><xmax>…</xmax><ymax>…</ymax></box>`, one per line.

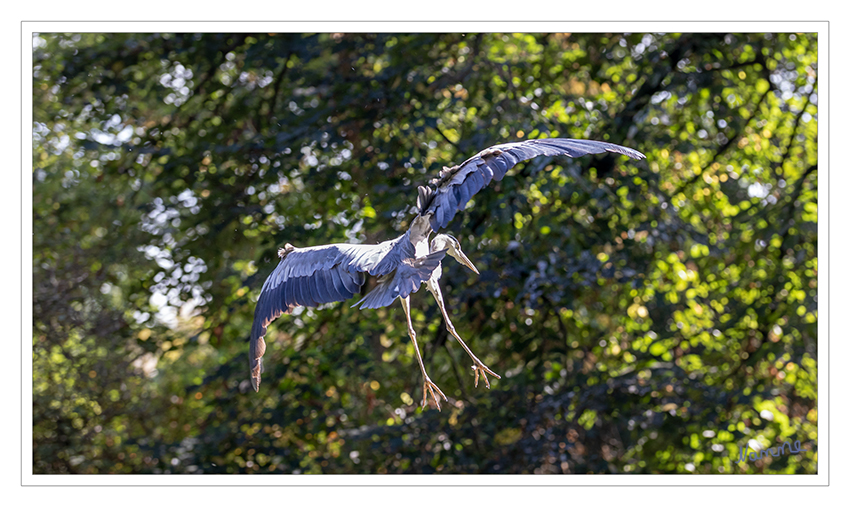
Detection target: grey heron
<box><xmin>249</xmin><ymin>137</ymin><xmax>645</xmax><ymax>410</ymax></box>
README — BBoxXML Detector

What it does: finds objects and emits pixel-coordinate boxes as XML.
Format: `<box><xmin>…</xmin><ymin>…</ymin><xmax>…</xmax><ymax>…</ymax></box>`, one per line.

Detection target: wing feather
<box><xmin>328</xmin><ymin>268</ymin><xmax>349</xmax><ymax>299</ymax></box>
<box><xmin>304</xmin><ymin>276</ymin><xmax>320</xmax><ymax>308</ymax></box>
<box><xmin>315</xmin><ymin>269</ymin><xmax>336</xmax><ymax>302</ymax></box>
<box><xmin>479</xmin><ymin>164</ymin><xmax>494</xmax><ymax>186</ymax></box>
<box><xmin>421</xmin><ymin>137</ymin><xmax>645</xmax><ymax>231</ymax></box>
<box><xmin>339</xmin><ymin>268</ymin><xmax>360</xmax><ymax>294</ymax></box>
<box><xmin>457</xmin><ymin>182</ymin><xmax>471</xmax><ymax>209</ymax></box>
<box><xmin>485</xmin><ymin>158</ymin><xmax>507</xmax><ymax>181</ymax></box>
<box><xmin>435</xmin><ymin>200</ymin><xmax>447</xmax><ymax>231</ymax></box>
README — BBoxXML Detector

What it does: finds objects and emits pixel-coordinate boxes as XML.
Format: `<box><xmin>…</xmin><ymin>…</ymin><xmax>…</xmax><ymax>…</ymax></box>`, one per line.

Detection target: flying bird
<box><xmin>249</xmin><ymin>138</ymin><xmax>645</xmax><ymax>409</ymax></box>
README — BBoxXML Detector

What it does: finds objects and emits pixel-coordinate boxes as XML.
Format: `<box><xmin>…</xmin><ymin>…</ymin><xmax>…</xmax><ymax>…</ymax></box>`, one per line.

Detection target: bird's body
<box><xmin>249</xmin><ymin>137</ymin><xmax>645</xmax><ymax>408</ymax></box>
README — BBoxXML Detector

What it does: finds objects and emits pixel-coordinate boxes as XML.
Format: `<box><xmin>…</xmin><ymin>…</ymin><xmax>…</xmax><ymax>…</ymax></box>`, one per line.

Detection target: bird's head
<box><xmin>431</xmin><ymin>234</ymin><xmax>479</xmax><ymax>274</ymax></box>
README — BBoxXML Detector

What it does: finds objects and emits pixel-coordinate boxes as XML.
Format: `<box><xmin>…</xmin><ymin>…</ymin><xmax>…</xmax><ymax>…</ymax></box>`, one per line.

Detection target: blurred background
<box><xmin>31</xmin><ymin>32</ymin><xmax>817</xmax><ymax>474</ymax></box>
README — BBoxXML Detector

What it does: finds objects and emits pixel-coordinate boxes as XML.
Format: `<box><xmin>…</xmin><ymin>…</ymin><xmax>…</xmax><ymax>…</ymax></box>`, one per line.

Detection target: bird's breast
<box><xmin>412</xmin><ymin>236</ymin><xmax>431</xmax><ymax>259</ymax></box>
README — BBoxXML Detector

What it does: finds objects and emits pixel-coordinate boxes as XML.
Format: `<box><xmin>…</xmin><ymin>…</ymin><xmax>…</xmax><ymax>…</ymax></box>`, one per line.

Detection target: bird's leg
<box><xmin>428</xmin><ymin>280</ymin><xmax>501</xmax><ymax>389</ymax></box>
<box><xmin>400</xmin><ymin>296</ymin><xmax>447</xmax><ymax>411</ymax></box>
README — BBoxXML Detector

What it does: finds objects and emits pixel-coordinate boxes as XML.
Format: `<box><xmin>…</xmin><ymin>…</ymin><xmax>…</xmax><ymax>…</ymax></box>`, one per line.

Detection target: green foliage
<box><xmin>32</xmin><ymin>32</ymin><xmax>817</xmax><ymax>474</ymax></box>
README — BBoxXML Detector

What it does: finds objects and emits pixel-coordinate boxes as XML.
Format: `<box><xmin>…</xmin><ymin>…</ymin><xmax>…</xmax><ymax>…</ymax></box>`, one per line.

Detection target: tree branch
<box><xmin>772</xmin><ymin>92</ymin><xmax>813</xmax><ymax>180</ymax></box>
<box><xmin>442</xmin><ymin>334</ymin><xmax>472</xmax><ymax>404</ymax></box>
<box><xmin>433</xmin><ymin>122</ymin><xmax>460</xmax><ymax>150</ymax></box>
<box><xmin>264</xmin><ymin>51</ymin><xmax>293</xmax><ymax>131</ymax></box>
<box><xmin>671</xmin><ymin>85</ymin><xmax>772</xmax><ymax>196</ymax></box>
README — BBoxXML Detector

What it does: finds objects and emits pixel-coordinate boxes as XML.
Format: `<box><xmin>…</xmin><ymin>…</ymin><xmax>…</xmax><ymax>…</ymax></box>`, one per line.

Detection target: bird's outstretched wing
<box><xmin>417</xmin><ymin>138</ymin><xmax>646</xmax><ymax>232</ymax></box>
<box><xmin>249</xmin><ymin>232</ymin><xmax>434</xmax><ymax>391</ymax></box>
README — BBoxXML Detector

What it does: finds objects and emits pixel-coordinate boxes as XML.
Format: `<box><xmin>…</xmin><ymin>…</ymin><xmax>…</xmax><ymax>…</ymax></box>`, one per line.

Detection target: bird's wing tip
<box><xmin>606</xmin><ymin>145</ymin><xmax>646</xmax><ymax>160</ymax></box>
<box><xmin>250</xmin><ymin>373</ymin><xmax>260</xmax><ymax>392</ymax></box>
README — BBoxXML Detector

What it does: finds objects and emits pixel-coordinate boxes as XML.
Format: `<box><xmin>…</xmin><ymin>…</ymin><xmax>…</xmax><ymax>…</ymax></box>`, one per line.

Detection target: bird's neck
<box><xmin>408</xmin><ymin>214</ymin><xmax>433</xmax><ymax>258</ymax></box>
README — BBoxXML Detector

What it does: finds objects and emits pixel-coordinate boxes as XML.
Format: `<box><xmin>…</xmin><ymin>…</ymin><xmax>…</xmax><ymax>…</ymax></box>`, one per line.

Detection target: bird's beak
<box><xmin>454</xmin><ymin>248</ymin><xmax>479</xmax><ymax>275</ymax></box>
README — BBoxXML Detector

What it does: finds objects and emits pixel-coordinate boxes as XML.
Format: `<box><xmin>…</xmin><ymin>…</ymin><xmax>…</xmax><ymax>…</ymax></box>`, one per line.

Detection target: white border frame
<box><xmin>21</xmin><ymin>20</ymin><xmax>828</xmax><ymax>487</ymax></box>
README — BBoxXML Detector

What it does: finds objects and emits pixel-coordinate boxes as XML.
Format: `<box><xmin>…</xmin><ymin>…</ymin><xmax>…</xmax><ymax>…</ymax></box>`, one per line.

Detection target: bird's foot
<box><xmin>421</xmin><ymin>377</ymin><xmax>448</xmax><ymax>411</ymax></box>
<box><xmin>471</xmin><ymin>359</ymin><xmax>501</xmax><ymax>389</ymax></box>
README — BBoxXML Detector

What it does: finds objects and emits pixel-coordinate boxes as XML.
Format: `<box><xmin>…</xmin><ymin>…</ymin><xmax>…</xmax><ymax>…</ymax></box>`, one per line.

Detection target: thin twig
<box><xmin>434</xmin><ymin>122</ymin><xmax>460</xmax><ymax>150</ymax></box>
<box><xmin>442</xmin><ymin>331</ymin><xmax>472</xmax><ymax>403</ymax></box>
<box><xmin>265</xmin><ymin>51</ymin><xmax>293</xmax><ymax>131</ymax></box>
